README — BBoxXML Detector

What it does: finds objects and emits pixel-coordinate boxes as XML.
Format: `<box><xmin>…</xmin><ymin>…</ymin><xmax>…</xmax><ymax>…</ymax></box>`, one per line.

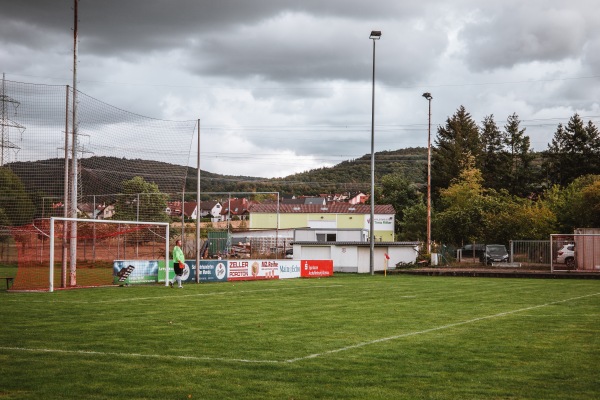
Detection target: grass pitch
<box><xmin>1</xmin><ymin>274</ymin><xmax>599</xmax><ymax>399</ymax></box>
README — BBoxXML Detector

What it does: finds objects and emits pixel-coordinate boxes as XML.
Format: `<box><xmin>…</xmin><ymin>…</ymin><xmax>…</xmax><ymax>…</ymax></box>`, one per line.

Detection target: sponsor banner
<box><xmin>158</xmin><ymin>260</ymin><xmax>197</xmax><ymax>283</ymax></box>
<box><xmin>364</xmin><ymin>214</ymin><xmax>395</xmax><ymax>231</ymax></box>
<box><xmin>151</xmin><ymin>259</ymin><xmax>331</xmax><ymax>283</ymax></box>
<box><xmin>278</xmin><ymin>260</ymin><xmax>302</xmax><ymax>279</ymax></box>
<box><xmin>113</xmin><ymin>260</ymin><xmax>159</xmax><ymax>285</ymax></box>
<box><xmin>300</xmin><ymin>260</ymin><xmax>333</xmax><ymax>278</ymax></box>
<box><xmin>198</xmin><ymin>261</ymin><xmax>228</xmax><ymax>283</ymax></box>
<box><xmin>228</xmin><ymin>259</ymin><xmax>280</xmax><ymax>281</ymax></box>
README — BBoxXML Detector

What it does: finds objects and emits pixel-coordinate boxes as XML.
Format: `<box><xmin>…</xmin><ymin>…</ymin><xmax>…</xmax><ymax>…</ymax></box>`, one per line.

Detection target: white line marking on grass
<box><xmin>6</xmin><ymin>284</ymin><xmax>345</xmax><ymax>304</ymax></box>
<box><xmin>3</xmin><ymin>292</ymin><xmax>597</xmax><ymax>365</ymax></box>
<box><xmin>283</xmin><ymin>292</ymin><xmax>600</xmax><ymax>363</ymax></box>
<box><xmin>0</xmin><ymin>346</ymin><xmax>279</xmax><ymax>364</ymax></box>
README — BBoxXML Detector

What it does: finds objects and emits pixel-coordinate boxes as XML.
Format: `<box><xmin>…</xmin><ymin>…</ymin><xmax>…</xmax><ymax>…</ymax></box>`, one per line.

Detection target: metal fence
<box><xmin>509</xmin><ymin>240</ymin><xmax>551</xmax><ymax>266</ymax></box>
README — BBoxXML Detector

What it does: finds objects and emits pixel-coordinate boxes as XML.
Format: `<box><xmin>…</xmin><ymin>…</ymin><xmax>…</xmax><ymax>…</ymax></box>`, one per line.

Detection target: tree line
<box><xmin>378</xmin><ymin>106</ymin><xmax>600</xmax><ymax>247</ymax></box>
<box><xmin>1</xmin><ymin>106</ymin><xmax>599</xmax><ymax>249</ymax></box>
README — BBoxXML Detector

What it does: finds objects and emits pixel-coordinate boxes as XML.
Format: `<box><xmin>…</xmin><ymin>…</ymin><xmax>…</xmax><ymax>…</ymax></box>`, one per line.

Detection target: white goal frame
<box><xmin>49</xmin><ymin>217</ymin><xmax>170</xmax><ymax>292</ymax></box>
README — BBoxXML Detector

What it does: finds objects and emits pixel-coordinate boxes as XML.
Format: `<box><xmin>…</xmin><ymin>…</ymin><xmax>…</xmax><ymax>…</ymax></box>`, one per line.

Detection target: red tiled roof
<box><xmin>222</xmin><ymin>198</ymin><xmax>250</xmax><ymax>215</ymax></box>
<box><xmin>183</xmin><ymin>202</ymin><xmax>197</xmax><ymax>217</ymax></box>
<box><xmin>248</xmin><ymin>203</ymin><xmax>395</xmax><ymax>214</ymax></box>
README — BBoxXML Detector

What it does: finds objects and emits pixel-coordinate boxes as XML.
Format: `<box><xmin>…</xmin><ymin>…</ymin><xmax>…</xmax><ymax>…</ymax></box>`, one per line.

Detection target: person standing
<box><xmin>170</xmin><ymin>239</ymin><xmax>185</xmax><ymax>288</ymax></box>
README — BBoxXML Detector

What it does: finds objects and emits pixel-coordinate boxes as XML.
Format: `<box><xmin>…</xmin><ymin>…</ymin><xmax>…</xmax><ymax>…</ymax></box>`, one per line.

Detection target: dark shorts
<box><xmin>174</xmin><ymin>263</ymin><xmax>184</xmax><ymax>276</ymax></box>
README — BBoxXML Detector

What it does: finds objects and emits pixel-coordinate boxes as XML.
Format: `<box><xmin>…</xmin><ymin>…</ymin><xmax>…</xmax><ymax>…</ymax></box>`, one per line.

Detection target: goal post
<box><xmin>48</xmin><ymin>217</ymin><xmax>170</xmax><ymax>292</ymax></box>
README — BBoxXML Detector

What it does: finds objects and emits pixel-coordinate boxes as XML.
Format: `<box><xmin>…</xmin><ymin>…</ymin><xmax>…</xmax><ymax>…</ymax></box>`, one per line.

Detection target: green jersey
<box><xmin>173</xmin><ymin>245</ymin><xmax>185</xmax><ymax>264</ymax></box>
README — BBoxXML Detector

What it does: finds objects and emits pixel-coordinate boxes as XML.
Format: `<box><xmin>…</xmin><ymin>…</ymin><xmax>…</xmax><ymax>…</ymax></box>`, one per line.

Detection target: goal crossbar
<box><xmin>49</xmin><ymin>217</ymin><xmax>170</xmax><ymax>292</ymax></box>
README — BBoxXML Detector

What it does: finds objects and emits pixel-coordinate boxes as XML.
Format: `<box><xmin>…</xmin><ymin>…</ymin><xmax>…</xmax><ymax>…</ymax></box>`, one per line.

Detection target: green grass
<box><xmin>1</xmin><ymin>274</ymin><xmax>599</xmax><ymax>399</ymax></box>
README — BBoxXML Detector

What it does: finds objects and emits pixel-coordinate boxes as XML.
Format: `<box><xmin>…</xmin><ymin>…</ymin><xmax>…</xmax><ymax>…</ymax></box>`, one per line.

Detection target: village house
<box><xmin>221</xmin><ymin>198</ymin><xmax>250</xmax><ymax>221</ymax></box>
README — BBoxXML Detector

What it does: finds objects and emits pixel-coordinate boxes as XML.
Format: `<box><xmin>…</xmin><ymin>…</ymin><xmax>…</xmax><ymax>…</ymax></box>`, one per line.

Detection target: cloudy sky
<box><xmin>2</xmin><ymin>0</ymin><xmax>599</xmax><ymax>178</ymax></box>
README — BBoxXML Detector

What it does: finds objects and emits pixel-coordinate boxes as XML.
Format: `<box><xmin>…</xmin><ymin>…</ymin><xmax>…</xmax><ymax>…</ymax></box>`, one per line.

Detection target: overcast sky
<box><xmin>2</xmin><ymin>0</ymin><xmax>599</xmax><ymax>178</ymax></box>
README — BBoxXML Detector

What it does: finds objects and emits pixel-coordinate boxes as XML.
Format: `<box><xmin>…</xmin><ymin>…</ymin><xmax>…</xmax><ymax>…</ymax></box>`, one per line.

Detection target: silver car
<box><xmin>556</xmin><ymin>244</ymin><xmax>575</xmax><ymax>268</ymax></box>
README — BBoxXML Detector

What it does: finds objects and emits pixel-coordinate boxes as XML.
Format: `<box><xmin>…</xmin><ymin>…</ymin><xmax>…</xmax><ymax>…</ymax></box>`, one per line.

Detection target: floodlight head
<box><xmin>422</xmin><ymin>92</ymin><xmax>432</xmax><ymax>100</ymax></box>
<box><xmin>369</xmin><ymin>31</ymin><xmax>382</xmax><ymax>39</ymax></box>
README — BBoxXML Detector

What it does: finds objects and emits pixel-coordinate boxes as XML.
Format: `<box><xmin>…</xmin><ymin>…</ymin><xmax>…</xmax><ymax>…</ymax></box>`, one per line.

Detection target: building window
<box><xmin>316</xmin><ymin>233</ymin><xmax>337</xmax><ymax>242</ymax></box>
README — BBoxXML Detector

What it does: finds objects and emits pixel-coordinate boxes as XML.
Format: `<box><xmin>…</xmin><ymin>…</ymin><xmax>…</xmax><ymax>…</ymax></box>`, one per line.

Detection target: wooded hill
<box><xmin>6</xmin><ymin>147</ymin><xmax>429</xmax><ymax>200</ymax></box>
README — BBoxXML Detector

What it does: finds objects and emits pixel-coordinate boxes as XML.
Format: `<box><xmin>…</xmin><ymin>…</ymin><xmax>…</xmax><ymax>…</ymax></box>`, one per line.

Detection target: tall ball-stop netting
<box><xmin>0</xmin><ymin>78</ymin><xmax>197</xmax><ymax>290</ymax></box>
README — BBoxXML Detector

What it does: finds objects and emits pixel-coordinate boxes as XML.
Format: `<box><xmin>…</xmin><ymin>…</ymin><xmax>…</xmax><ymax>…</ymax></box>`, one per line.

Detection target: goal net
<box><xmin>9</xmin><ymin>217</ymin><xmax>169</xmax><ymax>291</ymax></box>
<box><xmin>0</xmin><ymin>78</ymin><xmax>197</xmax><ymax>291</ymax></box>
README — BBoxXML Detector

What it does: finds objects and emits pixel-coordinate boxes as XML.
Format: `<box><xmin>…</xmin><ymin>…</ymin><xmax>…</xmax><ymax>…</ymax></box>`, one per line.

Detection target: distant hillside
<box><xmin>183</xmin><ymin>147</ymin><xmax>428</xmax><ymax>196</ymax></box>
<box><xmin>7</xmin><ymin>149</ymin><xmax>428</xmax><ymax>200</ymax></box>
<box><xmin>265</xmin><ymin>147</ymin><xmax>428</xmax><ymax>196</ymax></box>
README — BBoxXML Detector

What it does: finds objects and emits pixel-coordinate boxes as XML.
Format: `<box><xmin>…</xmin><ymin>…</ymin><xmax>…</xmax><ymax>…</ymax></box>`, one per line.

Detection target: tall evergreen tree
<box><xmin>431</xmin><ymin>106</ymin><xmax>481</xmax><ymax>194</ymax></box>
<box><xmin>480</xmin><ymin>114</ymin><xmax>509</xmax><ymax>191</ymax></box>
<box><xmin>544</xmin><ymin>114</ymin><xmax>600</xmax><ymax>186</ymax></box>
<box><xmin>503</xmin><ymin>113</ymin><xmax>536</xmax><ymax>196</ymax></box>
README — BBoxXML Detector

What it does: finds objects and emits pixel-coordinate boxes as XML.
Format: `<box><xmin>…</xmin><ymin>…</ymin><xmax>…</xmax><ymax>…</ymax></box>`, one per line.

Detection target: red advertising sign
<box><xmin>300</xmin><ymin>260</ymin><xmax>333</xmax><ymax>278</ymax></box>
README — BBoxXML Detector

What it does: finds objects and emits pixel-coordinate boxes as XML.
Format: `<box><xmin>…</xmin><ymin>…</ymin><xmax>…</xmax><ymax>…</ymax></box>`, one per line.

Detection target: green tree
<box><xmin>376</xmin><ymin>172</ymin><xmax>422</xmax><ymax>225</ymax></box>
<box><xmin>480</xmin><ymin>114</ymin><xmax>509</xmax><ymax>191</ymax></box>
<box><xmin>0</xmin><ymin>167</ymin><xmax>35</xmax><ymax>226</ymax></box>
<box><xmin>397</xmin><ymin>202</ymin><xmax>426</xmax><ymax>241</ymax></box>
<box><xmin>503</xmin><ymin>113</ymin><xmax>537</xmax><ymax>196</ymax></box>
<box><xmin>113</xmin><ymin>176</ymin><xmax>169</xmax><ymax>223</ymax></box>
<box><xmin>542</xmin><ymin>174</ymin><xmax>600</xmax><ymax>232</ymax></box>
<box><xmin>481</xmin><ymin>191</ymin><xmax>556</xmax><ymax>243</ymax></box>
<box><xmin>431</xmin><ymin>106</ymin><xmax>481</xmax><ymax>194</ymax></box>
<box><xmin>544</xmin><ymin>114</ymin><xmax>600</xmax><ymax>186</ymax></box>
<box><xmin>581</xmin><ymin>179</ymin><xmax>600</xmax><ymax>227</ymax></box>
<box><xmin>434</xmin><ymin>161</ymin><xmax>487</xmax><ymax>246</ymax></box>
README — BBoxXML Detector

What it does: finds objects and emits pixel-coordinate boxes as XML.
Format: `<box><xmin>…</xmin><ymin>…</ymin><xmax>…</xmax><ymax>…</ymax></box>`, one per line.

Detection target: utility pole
<box><xmin>422</xmin><ymin>92</ymin><xmax>432</xmax><ymax>255</ymax></box>
<box><xmin>0</xmin><ymin>73</ymin><xmax>25</xmax><ymax>166</ymax></box>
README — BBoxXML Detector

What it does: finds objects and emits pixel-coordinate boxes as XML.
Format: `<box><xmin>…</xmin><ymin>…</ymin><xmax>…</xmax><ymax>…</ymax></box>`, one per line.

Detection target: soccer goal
<box><xmin>10</xmin><ymin>217</ymin><xmax>170</xmax><ymax>292</ymax></box>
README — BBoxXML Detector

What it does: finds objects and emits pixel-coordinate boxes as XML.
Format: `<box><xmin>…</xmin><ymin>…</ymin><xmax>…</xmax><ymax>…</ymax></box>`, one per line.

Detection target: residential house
<box><xmin>183</xmin><ymin>202</ymin><xmax>198</xmax><ymax>220</ymax></box>
<box><xmin>304</xmin><ymin>197</ymin><xmax>327</xmax><ymax>206</ymax></box>
<box><xmin>166</xmin><ymin>201</ymin><xmax>222</xmax><ymax>221</ymax></box>
<box><xmin>221</xmin><ymin>198</ymin><xmax>250</xmax><ymax>221</ymax></box>
<box><xmin>77</xmin><ymin>203</ymin><xmax>115</xmax><ymax>219</ymax></box>
<box><xmin>199</xmin><ymin>201</ymin><xmax>222</xmax><ymax>221</ymax></box>
<box><xmin>349</xmin><ymin>192</ymin><xmax>368</xmax><ymax>205</ymax></box>
<box><xmin>166</xmin><ymin>201</ymin><xmax>183</xmax><ymax>218</ymax></box>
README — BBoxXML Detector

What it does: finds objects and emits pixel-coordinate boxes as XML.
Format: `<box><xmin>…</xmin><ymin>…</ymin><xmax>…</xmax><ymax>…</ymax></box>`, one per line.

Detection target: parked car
<box><xmin>556</xmin><ymin>244</ymin><xmax>575</xmax><ymax>268</ymax></box>
<box><xmin>461</xmin><ymin>244</ymin><xmax>486</xmax><ymax>259</ymax></box>
<box><xmin>480</xmin><ymin>244</ymin><xmax>509</xmax><ymax>265</ymax></box>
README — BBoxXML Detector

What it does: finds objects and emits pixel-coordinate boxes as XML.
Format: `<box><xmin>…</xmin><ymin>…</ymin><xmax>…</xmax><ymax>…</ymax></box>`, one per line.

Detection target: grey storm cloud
<box><xmin>459</xmin><ymin>1</ymin><xmax>599</xmax><ymax>72</ymax></box>
<box><xmin>1</xmin><ymin>0</ymin><xmax>598</xmax><ymax>178</ymax></box>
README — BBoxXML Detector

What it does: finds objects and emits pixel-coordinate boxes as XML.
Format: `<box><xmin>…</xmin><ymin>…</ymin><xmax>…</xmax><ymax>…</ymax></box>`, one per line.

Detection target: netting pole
<box><xmin>136</xmin><ymin>193</ymin><xmax>139</xmax><ymax>257</ymax></box>
<box><xmin>49</xmin><ymin>218</ymin><xmax>55</xmax><ymax>292</ymax></box>
<box><xmin>165</xmin><ymin>223</ymin><xmax>170</xmax><ymax>287</ymax></box>
<box><xmin>550</xmin><ymin>234</ymin><xmax>555</xmax><ymax>273</ymax></box>
<box><xmin>181</xmin><ymin>190</ymin><xmax>185</xmax><ymax>243</ymax></box>
<box><xmin>92</xmin><ymin>195</ymin><xmax>96</xmax><ymax>263</ymax></box>
<box><xmin>62</xmin><ymin>85</ymin><xmax>70</xmax><ymax>288</ymax></box>
<box><xmin>195</xmin><ymin>119</ymin><xmax>200</xmax><ymax>283</ymax></box>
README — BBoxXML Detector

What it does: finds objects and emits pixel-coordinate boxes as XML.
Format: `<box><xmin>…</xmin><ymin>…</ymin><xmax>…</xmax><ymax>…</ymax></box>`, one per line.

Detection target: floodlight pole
<box><xmin>69</xmin><ymin>0</ymin><xmax>79</xmax><ymax>286</ymax></box>
<box><xmin>422</xmin><ymin>92</ymin><xmax>432</xmax><ymax>255</ymax></box>
<box><xmin>196</xmin><ymin>119</ymin><xmax>201</xmax><ymax>283</ymax></box>
<box><xmin>369</xmin><ymin>30</ymin><xmax>381</xmax><ymax>275</ymax></box>
<box><xmin>62</xmin><ymin>85</ymin><xmax>70</xmax><ymax>288</ymax></box>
